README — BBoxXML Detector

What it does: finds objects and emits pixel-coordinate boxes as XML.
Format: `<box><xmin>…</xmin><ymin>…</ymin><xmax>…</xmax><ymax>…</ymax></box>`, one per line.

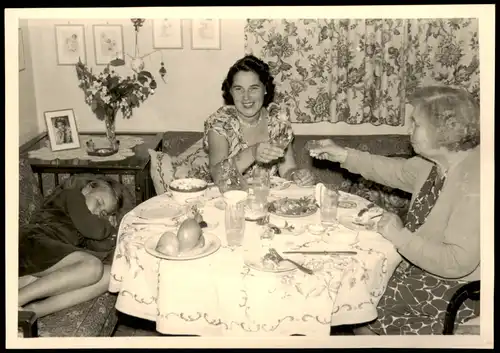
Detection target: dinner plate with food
<box><xmin>338</xmin><ymin>205</ymin><xmax>384</xmax><ymax>231</ymax></box>
<box><xmin>244</xmin><ymin>248</ymin><xmax>305</xmax><ymax>273</ymax></box>
<box><xmin>267</xmin><ymin>196</ymin><xmax>319</xmax><ymax>218</ymax></box>
<box><xmin>144</xmin><ymin>217</ymin><xmax>221</xmax><ymax>261</ymax></box>
<box><xmin>246</xmin><ymin>176</ymin><xmax>292</xmax><ymax>191</ymax></box>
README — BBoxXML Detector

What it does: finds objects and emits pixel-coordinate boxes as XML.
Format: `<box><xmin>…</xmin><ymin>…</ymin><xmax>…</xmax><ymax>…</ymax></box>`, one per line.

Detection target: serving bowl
<box><xmin>169</xmin><ymin>178</ymin><xmax>208</xmax><ymax>204</ymax></box>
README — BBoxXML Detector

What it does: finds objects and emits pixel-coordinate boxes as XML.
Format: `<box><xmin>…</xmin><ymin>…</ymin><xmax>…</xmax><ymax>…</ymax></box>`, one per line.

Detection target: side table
<box><xmin>19</xmin><ymin>132</ymin><xmax>163</xmax><ymax>205</ymax></box>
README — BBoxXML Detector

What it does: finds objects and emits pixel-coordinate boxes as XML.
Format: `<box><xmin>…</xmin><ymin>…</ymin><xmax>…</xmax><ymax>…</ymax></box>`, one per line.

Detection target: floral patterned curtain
<box><xmin>244</xmin><ymin>18</ymin><xmax>479</xmax><ymax>125</ymax></box>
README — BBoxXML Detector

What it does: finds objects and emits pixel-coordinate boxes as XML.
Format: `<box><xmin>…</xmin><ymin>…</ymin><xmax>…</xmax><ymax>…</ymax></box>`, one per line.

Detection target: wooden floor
<box><xmin>111</xmin><ymin>313</ymin><xmax>355</xmax><ymax>337</ymax></box>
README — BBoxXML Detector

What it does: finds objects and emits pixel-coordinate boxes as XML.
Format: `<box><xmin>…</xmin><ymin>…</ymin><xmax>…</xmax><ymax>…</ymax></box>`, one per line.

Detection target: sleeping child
<box><xmin>18</xmin><ymin>176</ymin><xmax>124</xmax><ymax>318</ymax></box>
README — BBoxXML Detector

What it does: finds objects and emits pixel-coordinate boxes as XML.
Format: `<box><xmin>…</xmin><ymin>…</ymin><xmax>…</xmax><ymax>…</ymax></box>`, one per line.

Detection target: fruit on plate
<box><xmin>155</xmin><ymin>231</ymin><xmax>180</xmax><ymax>256</ymax></box>
<box><xmin>177</xmin><ymin>218</ymin><xmax>204</xmax><ymax>252</ymax></box>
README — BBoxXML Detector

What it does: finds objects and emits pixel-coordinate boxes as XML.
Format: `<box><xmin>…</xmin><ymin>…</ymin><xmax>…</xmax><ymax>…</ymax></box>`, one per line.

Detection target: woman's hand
<box><xmin>252</xmin><ymin>142</ymin><xmax>285</xmax><ymax>164</ymax></box>
<box><xmin>377</xmin><ymin>211</ymin><xmax>404</xmax><ymax>239</ymax></box>
<box><xmin>290</xmin><ymin>168</ymin><xmax>315</xmax><ymax>186</ymax></box>
<box><xmin>309</xmin><ymin>139</ymin><xmax>348</xmax><ymax>163</ymax></box>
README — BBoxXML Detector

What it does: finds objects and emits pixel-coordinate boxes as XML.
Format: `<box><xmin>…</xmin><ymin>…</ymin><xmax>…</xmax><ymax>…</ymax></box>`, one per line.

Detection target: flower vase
<box><xmin>85</xmin><ymin>113</ymin><xmax>120</xmax><ymax>157</ymax></box>
<box><xmin>104</xmin><ymin>116</ymin><xmax>120</xmax><ymax>153</ymax></box>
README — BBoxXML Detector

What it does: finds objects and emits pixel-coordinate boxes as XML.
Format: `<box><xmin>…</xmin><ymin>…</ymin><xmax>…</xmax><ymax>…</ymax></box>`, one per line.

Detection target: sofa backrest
<box><xmin>19</xmin><ymin>158</ymin><xmax>44</xmax><ymax>226</ymax></box>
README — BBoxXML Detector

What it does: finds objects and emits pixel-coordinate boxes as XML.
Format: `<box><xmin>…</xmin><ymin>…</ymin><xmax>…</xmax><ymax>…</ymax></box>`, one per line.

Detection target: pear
<box><xmin>155</xmin><ymin>231</ymin><xmax>180</xmax><ymax>256</ymax></box>
<box><xmin>177</xmin><ymin>218</ymin><xmax>202</xmax><ymax>252</ymax></box>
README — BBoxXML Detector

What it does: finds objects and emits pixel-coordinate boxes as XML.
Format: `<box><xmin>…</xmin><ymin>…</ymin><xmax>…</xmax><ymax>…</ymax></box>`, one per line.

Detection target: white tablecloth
<box><xmin>109</xmin><ymin>185</ymin><xmax>402</xmax><ymax>336</ymax></box>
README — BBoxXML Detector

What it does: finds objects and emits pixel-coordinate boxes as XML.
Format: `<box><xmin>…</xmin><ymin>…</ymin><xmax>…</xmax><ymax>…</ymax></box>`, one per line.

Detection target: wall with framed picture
<box><xmin>44</xmin><ymin>109</ymin><xmax>81</xmax><ymax>151</ymax></box>
<box><xmin>54</xmin><ymin>24</ymin><xmax>87</xmax><ymax>65</ymax></box>
<box><xmin>153</xmin><ymin>19</ymin><xmax>183</xmax><ymax>49</ymax></box>
<box><xmin>93</xmin><ymin>24</ymin><xmax>124</xmax><ymax>65</ymax></box>
<box><xmin>191</xmin><ymin>19</ymin><xmax>221</xmax><ymax>50</ymax></box>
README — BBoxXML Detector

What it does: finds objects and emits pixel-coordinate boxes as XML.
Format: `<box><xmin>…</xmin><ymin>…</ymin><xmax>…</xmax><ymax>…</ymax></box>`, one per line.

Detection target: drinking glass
<box><xmin>320</xmin><ymin>188</ymin><xmax>339</xmax><ymax>227</ymax></box>
<box><xmin>223</xmin><ymin>190</ymin><xmax>248</xmax><ymax>247</ymax></box>
<box><xmin>252</xmin><ymin>167</ymin><xmax>270</xmax><ymax>208</ymax></box>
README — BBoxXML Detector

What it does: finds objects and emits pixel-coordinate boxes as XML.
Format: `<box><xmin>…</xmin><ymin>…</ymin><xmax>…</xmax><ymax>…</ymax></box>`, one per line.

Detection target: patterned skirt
<box><xmin>367</xmin><ymin>261</ymin><xmax>478</xmax><ymax>335</ymax></box>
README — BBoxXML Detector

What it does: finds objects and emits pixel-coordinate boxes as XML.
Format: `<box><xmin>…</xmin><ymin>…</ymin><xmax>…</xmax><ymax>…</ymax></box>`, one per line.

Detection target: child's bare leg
<box><xmin>19</xmin><ymin>251</ymin><xmax>103</xmax><ymax>307</ymax></box>
<box><xmin>22</xmin><ymin>265</ymin><xmax>111</xmax><ymax>318</ymax></box>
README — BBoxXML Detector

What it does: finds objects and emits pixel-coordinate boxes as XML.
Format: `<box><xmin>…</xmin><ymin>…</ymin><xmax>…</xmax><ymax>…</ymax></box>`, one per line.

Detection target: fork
<box><xmin>268</xmin><ymin>248</ymin><xmax>314</xmax><ymax>275</ymax></box>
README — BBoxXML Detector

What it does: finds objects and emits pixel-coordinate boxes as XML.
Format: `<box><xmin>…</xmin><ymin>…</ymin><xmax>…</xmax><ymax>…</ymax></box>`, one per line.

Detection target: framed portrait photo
<box><xmin>191</xmin><ymin>19</ymin><xmax>221</xmax><ymax>50</ymax></box>
<box><xmin>55</xmin><ymin>25</ymin><xmax>87</xmax><ymax>65</ymax></box>
<box><xmin>93</xmin><ymin>24</ymin><xmax>124</xmax><ymax>65</ymax></box>
<box><xmin>44</xmin><ymin>109</ymin><xmax>81</xmax><ymax>151</ymax></box>
<box><xmin>153</xmin><ymin>19</ymin><xmax>183</xmax><ymax>49</ymax></box>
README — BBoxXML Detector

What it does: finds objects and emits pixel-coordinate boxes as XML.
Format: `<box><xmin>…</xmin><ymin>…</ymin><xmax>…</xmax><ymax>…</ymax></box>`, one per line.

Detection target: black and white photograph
<box><xmin>8</xmin><ymin>5</ymin><xmax>494</xmax><ymax>350</ymax></box>
<box><xmin>44</xmin><ymin>109</ymin><xmax>80</xmax><ymax>151</ymax></box>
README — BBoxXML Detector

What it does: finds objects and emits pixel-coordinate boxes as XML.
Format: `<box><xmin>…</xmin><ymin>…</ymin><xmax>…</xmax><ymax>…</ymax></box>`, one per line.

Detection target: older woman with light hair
<box><xmin>310</xmin><ymin>85</ymin><xmax>480</xmax><ymax>335</ymax></box>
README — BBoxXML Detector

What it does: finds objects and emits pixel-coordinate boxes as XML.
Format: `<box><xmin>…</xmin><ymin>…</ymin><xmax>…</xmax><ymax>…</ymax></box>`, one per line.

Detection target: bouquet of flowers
<box><xmin>75</xmin><ymin>59</ymin><xmax>157</xmax><ymax>121</ymax></box>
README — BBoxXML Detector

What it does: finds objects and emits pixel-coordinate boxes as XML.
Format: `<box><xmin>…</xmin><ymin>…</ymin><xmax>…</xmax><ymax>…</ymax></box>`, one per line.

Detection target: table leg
<box><xmin>134</xmin><ymin>171</ymin><xmax>147</xmax><ymax>205</ymax></box>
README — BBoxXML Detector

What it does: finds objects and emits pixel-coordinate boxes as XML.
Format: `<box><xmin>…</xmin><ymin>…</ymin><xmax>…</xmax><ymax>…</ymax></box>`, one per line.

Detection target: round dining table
<box><xmin>108</xmin><ymin>183</ymin><xmax>402</xmax><ymax>336</ymax></box>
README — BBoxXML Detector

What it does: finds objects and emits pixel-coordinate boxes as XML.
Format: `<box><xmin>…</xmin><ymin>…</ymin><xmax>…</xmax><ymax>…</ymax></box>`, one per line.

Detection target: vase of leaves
<box><xmin>75</xmin><ymin>59</ymin><xmax>157</xmax><ymax>156</ymax></box>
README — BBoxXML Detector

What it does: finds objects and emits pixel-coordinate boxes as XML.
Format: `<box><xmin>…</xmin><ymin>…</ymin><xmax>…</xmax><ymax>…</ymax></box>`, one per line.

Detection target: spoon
<box><xmin>268</xmin><ymin>248</ymin><xmax>314</xmax><ymax>275</ymax></box>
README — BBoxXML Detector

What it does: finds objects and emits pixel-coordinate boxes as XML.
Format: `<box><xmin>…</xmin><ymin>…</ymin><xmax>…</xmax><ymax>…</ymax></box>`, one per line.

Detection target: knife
<box><xmin>282</xmin><ymin>251</ymin><xmax>358</xmax><ymax>255</ymax></box>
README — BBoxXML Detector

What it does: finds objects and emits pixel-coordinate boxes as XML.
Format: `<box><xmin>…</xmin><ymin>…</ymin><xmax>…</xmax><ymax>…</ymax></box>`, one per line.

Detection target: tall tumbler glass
<box><xmin>223</xmin><ymin>190</ymin><xmax>248</xmax><ymax>247</ymax></box>
<box><xmin>252</xmin><ymin>167</ymin><xmax>270</xmax><ymax>209</ymax></box>
<box><xmin>320</xmin><ymin>188</ymin><xmax>339</xmax><ymax>227</ymax></box>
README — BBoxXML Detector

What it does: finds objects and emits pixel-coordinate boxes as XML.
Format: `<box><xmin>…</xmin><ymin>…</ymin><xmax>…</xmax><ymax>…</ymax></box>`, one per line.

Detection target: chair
<box><xmin>442</xmin><ymin>280</ymin><xmax>480</xmax><ymax>335</ymax></box>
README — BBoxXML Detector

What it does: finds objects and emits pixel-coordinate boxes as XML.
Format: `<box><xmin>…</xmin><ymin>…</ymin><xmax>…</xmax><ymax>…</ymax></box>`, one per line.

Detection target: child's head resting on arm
<box><xmin>81</xmin><ymin>178</ymin><xmax>124</xmax><ymax>218</ymax></box>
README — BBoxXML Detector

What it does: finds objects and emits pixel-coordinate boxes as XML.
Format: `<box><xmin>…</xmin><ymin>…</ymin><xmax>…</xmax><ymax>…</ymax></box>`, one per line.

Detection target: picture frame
<box><xmin>93</xmin><ymin>24</ymin><xmax>124</xmax><ymax>65</ymax></box>
<box><xmin>44</xmin><ymin>109</ymin><xmax>81</xmax><ymax>152</ymax></box>
<box><xmin>191</xmin><ymin>19</ymin><xmax>221</xmax><ymax>50</ymax></box>
<box><xmin>153</xmin><ymin>19</ymin><xmax>183</xmax><ymax>49</ymax></box>
<box><xmin>54</xmin><ymin>24</ymin><xmax>87</xmax><ymax>65</ymax></box>
<box><xmin>19</xmin><ymin>28</ymin><xmax>25</xmax><ymax>71</ymax></box>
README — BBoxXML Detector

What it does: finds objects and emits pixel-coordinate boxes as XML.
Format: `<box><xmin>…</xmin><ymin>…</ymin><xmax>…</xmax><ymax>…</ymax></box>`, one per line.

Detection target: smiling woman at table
<box><xmin>310</xmin><ymin>86</ymin><xmax>480</xmax><ymax>335</ymax></box>
<box><xmin>203</xmin><ymin>54</ymin><xmax>315</xmax><ymax>187</ymax></box>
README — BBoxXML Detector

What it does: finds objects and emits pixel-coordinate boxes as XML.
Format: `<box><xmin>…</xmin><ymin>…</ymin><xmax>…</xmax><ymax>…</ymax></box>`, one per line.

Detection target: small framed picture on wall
<box><xmin>55</xmin><ymin>24</ymin><xmax>87</xmax><ymax>65</ymax></box>
<box><xmin>153</xmin><ymin>19</ymin><xmax>183</xmax><ymax>49</ymax></box>
<box><xmin>44</xmin><ymin>109</ymin><xmax>81</xmax><ymax>152</ymax></box>
<box><xmin>19</xmin><ymin>28</ymin><xmax>25</xmax><ymax>71</ymax></box>
<box><xmin>191</xmin><ymin>19</ymin><xmax>221</xmax><ymax>50</ymax></box>
<box><xmin>93</xmin><ymin>24</ymin><xmax>124</xmax><ymax>65</ymax></box>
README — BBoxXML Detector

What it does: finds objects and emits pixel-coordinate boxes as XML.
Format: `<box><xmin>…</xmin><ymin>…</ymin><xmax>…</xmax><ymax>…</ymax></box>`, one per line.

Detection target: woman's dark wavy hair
<box><xmin>221</xmin><ymin>54</ymin><xmax>276</xmax><ymax>107</ymax></box>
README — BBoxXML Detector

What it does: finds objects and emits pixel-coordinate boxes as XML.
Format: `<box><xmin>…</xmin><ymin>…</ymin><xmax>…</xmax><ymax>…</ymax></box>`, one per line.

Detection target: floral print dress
<box><xmin>367</xmin><ymin>165</ymin><xmax>477</xmax><ymax>335</ymax></box>
<box><xmin>203</xmin><ymin>103</ymin><xmax>294</xmax><ymax>189</ymax></box>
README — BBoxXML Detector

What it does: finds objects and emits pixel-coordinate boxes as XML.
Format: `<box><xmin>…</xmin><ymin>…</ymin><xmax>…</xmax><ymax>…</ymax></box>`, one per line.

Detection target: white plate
<box><xmin>144</xmin><ymin>232</ymin><xmax>221</xmax><ymax>261</ymax></box>
<box><xmin>203</xmin><ymin>221</ymin><xmax>219</xmax><ymax>231</ymax></box>
<box><xmin>244</xmin><ymin>251</ymin><xmax>305</xmax><ymax>273</ymax></box>
<box><xmin>136</xmin><ymin>203</ymin><xmax>183</xmax><ymax>222</ymax></box>
<box><xmin>338</xmin><ymin>214</ymin><xmax>378</xmax><ymax>232</ymax></box>
<box><xmin>268</xmin><ymin>198</ymin><xmax>319</xmax><ymax>218</ymax></box>
<box><xmin>338</xmin><ymin>200</ymin><xmax>357</xmax><ymax>209</ymax></box>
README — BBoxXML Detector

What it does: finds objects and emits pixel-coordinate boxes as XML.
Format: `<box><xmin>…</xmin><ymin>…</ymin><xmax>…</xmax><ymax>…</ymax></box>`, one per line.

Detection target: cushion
<box><xmin>149</xmin><ymin>138</ymin><xmax>212</xmax><ymax>195</ymax></box>
<box><xmin>19</xmin><ymin>158</ymin><xmax>44</xmax><ymax>226</ymax></box>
